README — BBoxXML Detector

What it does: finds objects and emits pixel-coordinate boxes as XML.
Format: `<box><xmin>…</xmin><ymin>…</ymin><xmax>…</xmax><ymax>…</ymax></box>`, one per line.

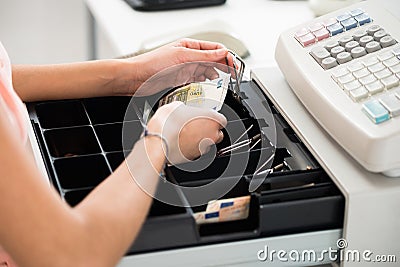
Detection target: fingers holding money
<box><xmin>148</xmin><ymin>102</ymin><xmax>227</xmax><ymax>164</ymax></box>
<box><xmin>180</xmin><ymin>108</ymin><xmax>226</xmax><ymax>160</ymax></box>
<box><xmin>182</xmin><ymin>62</ymin><xmax>222</xmax><ymax>82</ymax></box>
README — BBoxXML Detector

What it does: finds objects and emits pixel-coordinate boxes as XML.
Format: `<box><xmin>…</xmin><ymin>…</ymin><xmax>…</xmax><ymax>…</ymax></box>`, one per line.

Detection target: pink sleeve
<box><xmin>0</xmin><ymin>245</ymin><xmax>18</xmax><ymax>267</ymax></box>
<box><xmin>0</xmin><ymin>42</ymin><xmax>27</xmax><ymax>143</ymax></box>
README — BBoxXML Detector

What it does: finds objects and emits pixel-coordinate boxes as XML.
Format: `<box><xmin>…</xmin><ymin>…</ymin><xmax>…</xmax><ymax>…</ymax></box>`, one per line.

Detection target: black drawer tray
<box><xmin>26</xmin><ymin>80</ymin><xmax>345</xmax><ymax>255</ymax></box>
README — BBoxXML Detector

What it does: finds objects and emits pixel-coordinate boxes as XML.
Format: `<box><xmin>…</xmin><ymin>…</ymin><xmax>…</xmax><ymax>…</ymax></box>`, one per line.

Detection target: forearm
<box><xmin>0</xmin><ymin>112</ymin><xmax>164</xmax><ymax>267</ymax></box>
<box><xmin>11</xmin><ymin>59</ymin><xmax>143</xmax><ymax>102</ymax></box>
<box><xmin>73</xmin><ymin>136</ymin><xmax>165</xmax><ymax>267</ymax></box>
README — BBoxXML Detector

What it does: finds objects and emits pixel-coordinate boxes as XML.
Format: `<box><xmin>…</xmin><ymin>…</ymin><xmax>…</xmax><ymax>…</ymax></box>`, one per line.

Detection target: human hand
<box><xmin>146</xmin><ymin>101</ymin><xmax>227</xmax><ymax>164</ymax></box>
<box><xmin>119</xmin><ymin>38</ymin><xmax>234</xmax><ymax>96</ymax></box>
<box><xmin>136</xmin><ymin>38</ymin><xmax>228</xmax><ymax>79</ymax></box>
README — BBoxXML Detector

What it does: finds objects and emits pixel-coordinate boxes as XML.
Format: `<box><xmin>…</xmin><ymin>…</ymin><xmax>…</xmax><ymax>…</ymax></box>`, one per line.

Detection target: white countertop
<box><xmin>85</xmin><ymin>0</ymin><xmax>314</xmax><ymax>68</ymax></box>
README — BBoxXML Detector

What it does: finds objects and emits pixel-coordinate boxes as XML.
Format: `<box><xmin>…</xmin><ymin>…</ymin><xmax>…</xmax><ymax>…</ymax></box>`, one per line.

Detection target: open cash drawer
<box><xmin>26</xmin><ymin>79</ymin><xmax>345</xmax><ymax>255</ymax></box>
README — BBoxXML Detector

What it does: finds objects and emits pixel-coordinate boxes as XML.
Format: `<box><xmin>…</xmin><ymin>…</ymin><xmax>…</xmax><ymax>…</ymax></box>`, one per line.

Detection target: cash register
<box><xmin>24</xmin><ymin>0</ymin><xmax>400</xmax><ymax>266</ymax></box>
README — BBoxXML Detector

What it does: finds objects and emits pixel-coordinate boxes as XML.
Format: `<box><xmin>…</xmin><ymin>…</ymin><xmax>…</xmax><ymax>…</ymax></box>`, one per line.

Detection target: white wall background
<box><xmin>0</xmin><ymin>0</ymin><xmax>88</xmax><ymax>64</ymax></box>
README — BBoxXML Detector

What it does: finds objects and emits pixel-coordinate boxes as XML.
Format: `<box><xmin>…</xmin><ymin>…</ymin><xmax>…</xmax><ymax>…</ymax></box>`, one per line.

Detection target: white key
<box><xmin>379</xmin><ymin>94</ymin><xmax>400</xmax><ymax>116</ymax></box>
<box><xmin>339</xmin><ymin>35</ymin><xmax>354</xmax><ymax>46</ymax></box>
<box><xmin>381</xmin><ymin>75</ymin><xmax>400</xmax><ymax>89</ymax></box>
<box><xmin>390</xmin><ymin>63</ymin><xmax>400</xmax><ymax>74</ymax></box>
<box><xmin>366</xmin><ymin>41</ymin><xmax>382</xmax><ymax>53</ymax></box>
<box><xmin>360</xmin><ymin>35</ymin><xmax>374</xmax><ymax>47</ymax></box>
<box><xmin>360</xmin><ymin>74</ymin><xmax>377</xmax><ymax>85</ymax></box>
<box><xmin>345</xmin><ymin>41</ymin><xmax>359</xmax><ymax>52</ymax></box>
<box><xmin>332</xmin><ymin>68</ymin><xmax>350</xmax><ymax>82</ymax></box>
<box><xmin>351</xmin><ymin>47</ymin><xmax>367</xmax><ymax>59</ymax></box>
<box><xmin>338</xmin><ymin>73</ymin><xmax>355</xmax><ymax>85</ymax></box>
<box><xmin>393</xmin><ymin>47</ymin><xmax>400</xmax><ymax>56</ymax></box>
<box><xmin>368</xmin><ymin>62</ymin><xmax>385</xmax><ymax>73</ymax></box>
<box><xmin>331</xmin><ymin>46</ymin><xmax>345</xmax><ymax>58</ymax></box>
<box><xmin>347</xmin><ymin>62</ymin><xmax>364</xmax><ymax>72</ymax></box>
<box><xmin>380</xmin><ymin>35</ymin><xmax>397</xmax><ymax>48</ymax></box>
<box><xmin>374</xmin><ymin>30</ymin><xmax>387</xmax><ymax>41</ymax></box>
<box><xmin>310</xmin><ymin>47</ymin><xmax>331</xmax><ymax>63</ymax></box>
<box><xmin>367</xmin><ymin>25</ymin><xmax>381</xmax><ymax>35</ymax></box>
<box><xmin>363</xmin><ymin>56</ymin><xmax>379</xmax><ymax>67</ymax></box>
<box><xmin>365</xmin><ymin>80</ymin><xmax>384</xmax><ymax>94</ymax></box>
<box><xmin>383</xmin><ymin>57</ymin><xmax>400</xmax><ymax>68</ymax></box>
<box><xmin>324</xmin><ymin>41</ymin><xmax>339</xmax><ymax>52</ymax></box>
<box><xmin>343</xmin><ymin>80</ymin><xmax>362</xmax><ymax>93</ymax></box>
<box><xmin>337</xmin><ymin>52</ymin><xmax>353</xmax><ymax>64</ymax></box>
<box><xmin>377</xmin><ymin>51</ymin><xmax>394</xmax><ymax>62</ymax></box>
<box><xmin>374</xmin><ymin>68</ymin><xmax>392</xmax><ymax>80</ymax></box>
<box><xmin>395</xmin><ymin>88</ymin><xmax>400</xmax><ymax>99</ymax></box>
<box><xmin>353</xmin><ymin>68</ymin><xmax>370</xmax><ymax>79</ymax></box>
<box><xmin>350</xmin><ymin>87</ymin><xmax>369</xmax><ymax>101</ymax></box>
<box><xmin>321</xmin><ymin>57</ymin><xmax>338</xmax><ymax>69</ymax></box>
<box><xmin>353</xmin><ymin>30</ymin><xmax>367</xmax><ymax>41</ymax></box>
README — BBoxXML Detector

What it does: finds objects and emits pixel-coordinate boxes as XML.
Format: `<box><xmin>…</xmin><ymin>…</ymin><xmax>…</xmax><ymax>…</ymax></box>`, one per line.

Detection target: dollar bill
<box><xmin>158</xmin><ymin>75</ymin><xmax>230</xmax><ymax>111</ymax></box>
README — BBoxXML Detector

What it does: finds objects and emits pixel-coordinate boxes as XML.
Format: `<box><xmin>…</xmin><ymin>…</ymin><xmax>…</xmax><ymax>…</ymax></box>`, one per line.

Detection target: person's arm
<box><xmin>12</xmin><ymin>39</ymin><xmax>229</xmax><ymax>102</ymax></box>
<box><xmin>12</xmin><ymin>60</ymin><xmax>137</xmax><ymax>102</ymax></box>
<box><xmin>0</xmin><ymin>100</ymin><xmax>163</xmax><ymax>267</ymax></box>
<box><xmin>0</xmin><ymin>101</ymin><xmax>226</xmax><ymax>267</ymax></box>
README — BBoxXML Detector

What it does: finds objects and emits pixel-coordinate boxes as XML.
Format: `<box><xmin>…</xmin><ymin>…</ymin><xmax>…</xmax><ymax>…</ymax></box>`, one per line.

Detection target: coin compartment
<box><xmin>44</xmin><ymin>126</ymin><xmax>101</xmax><ymax>158</ymax></box>
<box><xmin>258</xmin><ymin>180</ymin><xmax>344</xmax><ymax>236</ymax></box>
<box><xmin>36</xmin><ymin>100</ymin><xmax>89</xmax><ymax>129</ymax></box>
<box><xmin>94</xmin><ymin>121</ymin><xmax>142</xmax><ymax>153</ymax></box>
<box><xmin>167</xmin><ymin>147</ymin><xmax>274</xmax><ymax>184</ymax></box>
<box><xmin>84</xmin><ymin>96</ymin><xmax>133</xmax><ymax>124</ymax></box>
<box><xmin>54</xmin><ymin>154</ymin><xmax>111</xmax><ymax>189</ymax></box>
<box><xmin>106</xmin><ymin>152</ymin><xmax>125</xmax><ymax>171</ymax></box>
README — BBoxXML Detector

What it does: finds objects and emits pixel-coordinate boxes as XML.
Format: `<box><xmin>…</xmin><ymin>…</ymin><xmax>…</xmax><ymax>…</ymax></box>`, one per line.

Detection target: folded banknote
<box><xmin>158</xmin><ymin>75</ymin><xmax>230</xmax><ymax>111</ymax></box>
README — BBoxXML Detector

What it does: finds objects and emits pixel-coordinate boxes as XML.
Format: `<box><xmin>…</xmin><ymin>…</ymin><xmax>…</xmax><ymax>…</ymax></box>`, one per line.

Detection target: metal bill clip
<box><xmin>225</xmin><ymin>50</ymin><xmax>245</xmax><ymax>104</ymax></box>
<box><xmin>217</xmin><ymin>133</ymin><xmax>261</xmax><ymax>156</ymax></box>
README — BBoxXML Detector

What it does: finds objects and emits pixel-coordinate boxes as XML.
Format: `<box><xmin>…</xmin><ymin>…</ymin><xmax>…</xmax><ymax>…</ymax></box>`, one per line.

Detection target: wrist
<box><xmin>139</xmin><ymin>134</ymin><xmax>167</xmax><ymax>174</ymax></box>
<box><xmin>146</xmin><ymin>118</ymin><xmax>163</xmax><ymax>136</ymax></box>
<box><xmin>142</xmin><ymin>126</ymin><xmax>169</xmax><ymax>157</ymax></box>
<box><xmin>110</xmin><ymin>59</ymin><xmax>144</xmax><ymax>96</ymax></box>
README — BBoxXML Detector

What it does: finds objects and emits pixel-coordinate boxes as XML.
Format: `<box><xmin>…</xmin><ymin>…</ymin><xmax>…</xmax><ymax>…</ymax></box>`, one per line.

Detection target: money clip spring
<box><xmin>225</xmin><ymin>50</ymin><xmax>245</xmax><ymax>103</ymax></box>
<box><xmin>217</xmin><ymin>133</ymin><xmax>261</xmax><ymax>156</ymax></box>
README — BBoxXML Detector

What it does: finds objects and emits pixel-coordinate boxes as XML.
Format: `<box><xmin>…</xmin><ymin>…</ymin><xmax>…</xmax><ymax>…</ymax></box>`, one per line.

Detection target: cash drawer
<box><xmin>26</xmin><ymin>79</ymin><xmax>345</xmax><ymax>256</ymax></box>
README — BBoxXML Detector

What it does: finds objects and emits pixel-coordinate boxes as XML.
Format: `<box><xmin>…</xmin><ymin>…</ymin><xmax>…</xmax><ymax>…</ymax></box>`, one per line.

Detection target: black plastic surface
<box><xmin>27</xmin><ymin>80</ymin><xmax>345</xmax><ymax>255</ymax></box>
<box><xmin>124</xmin><ymin>0</ymin><xmax>226</xmax><ymax>11</ymax></box>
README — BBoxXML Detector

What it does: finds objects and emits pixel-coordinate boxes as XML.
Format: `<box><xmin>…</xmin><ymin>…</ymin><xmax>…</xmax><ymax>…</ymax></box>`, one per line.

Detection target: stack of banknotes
<box><xmin>158</xmin><ymin>75</ymin><xmax>230</xmax><ymax>111</ymax></box>
<box><xmin>193</xmin><ymin>195</ymin><xmax>250</xmax><ymax>225</ymax></box>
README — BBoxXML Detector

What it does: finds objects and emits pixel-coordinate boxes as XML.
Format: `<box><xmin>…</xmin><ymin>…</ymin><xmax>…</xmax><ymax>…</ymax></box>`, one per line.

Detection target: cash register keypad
<box><xmin>330</xmin><ymin>46</ymin><xmax>400</xmax><ymax>123</ymax></box>
<box><xmin>294</xmin><ymin>7</ymin><xmax>400</xmax><ymax>124</ymax></box>
<box><xmin>309</xmin><ymin>25</ymin><xmax>397</xmax><ymax>70</ymax></box>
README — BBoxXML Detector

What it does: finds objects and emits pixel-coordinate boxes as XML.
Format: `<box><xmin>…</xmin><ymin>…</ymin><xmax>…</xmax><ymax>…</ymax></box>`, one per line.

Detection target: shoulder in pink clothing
<box><xmin>0</xmin><ymin>42</ymin><xmax>27</xmax><ymax>143</ymax></box>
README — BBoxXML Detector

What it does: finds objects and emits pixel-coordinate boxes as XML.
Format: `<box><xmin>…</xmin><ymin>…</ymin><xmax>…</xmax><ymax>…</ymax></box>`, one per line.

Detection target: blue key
<box><xmin>327</xmin><ymin>23</ymin><xmax>344</xmax><ymax>36</ymax></box>
<box><xmin>341</xmin><ymin>18</ymin><xmax>358</xmax><ymax>31</ymax></box>
<box><xmin>349</xmin><ymin>8</ymin><xmax>364</xmax><ymax>17</ymax></box>
<box><xmin>362</xmin><ymin>100</ymin><xmax>390</xmax><ymax>124</ymax></box>
<box><xmin>336</xmin><ymin>13</ymin><xmax>351</xmax><ymax>22</ymax></box>
<box><xmin>355</xmin><ymin>13</ymin><xmax>372</xmax><ymax>25</ymax></box>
